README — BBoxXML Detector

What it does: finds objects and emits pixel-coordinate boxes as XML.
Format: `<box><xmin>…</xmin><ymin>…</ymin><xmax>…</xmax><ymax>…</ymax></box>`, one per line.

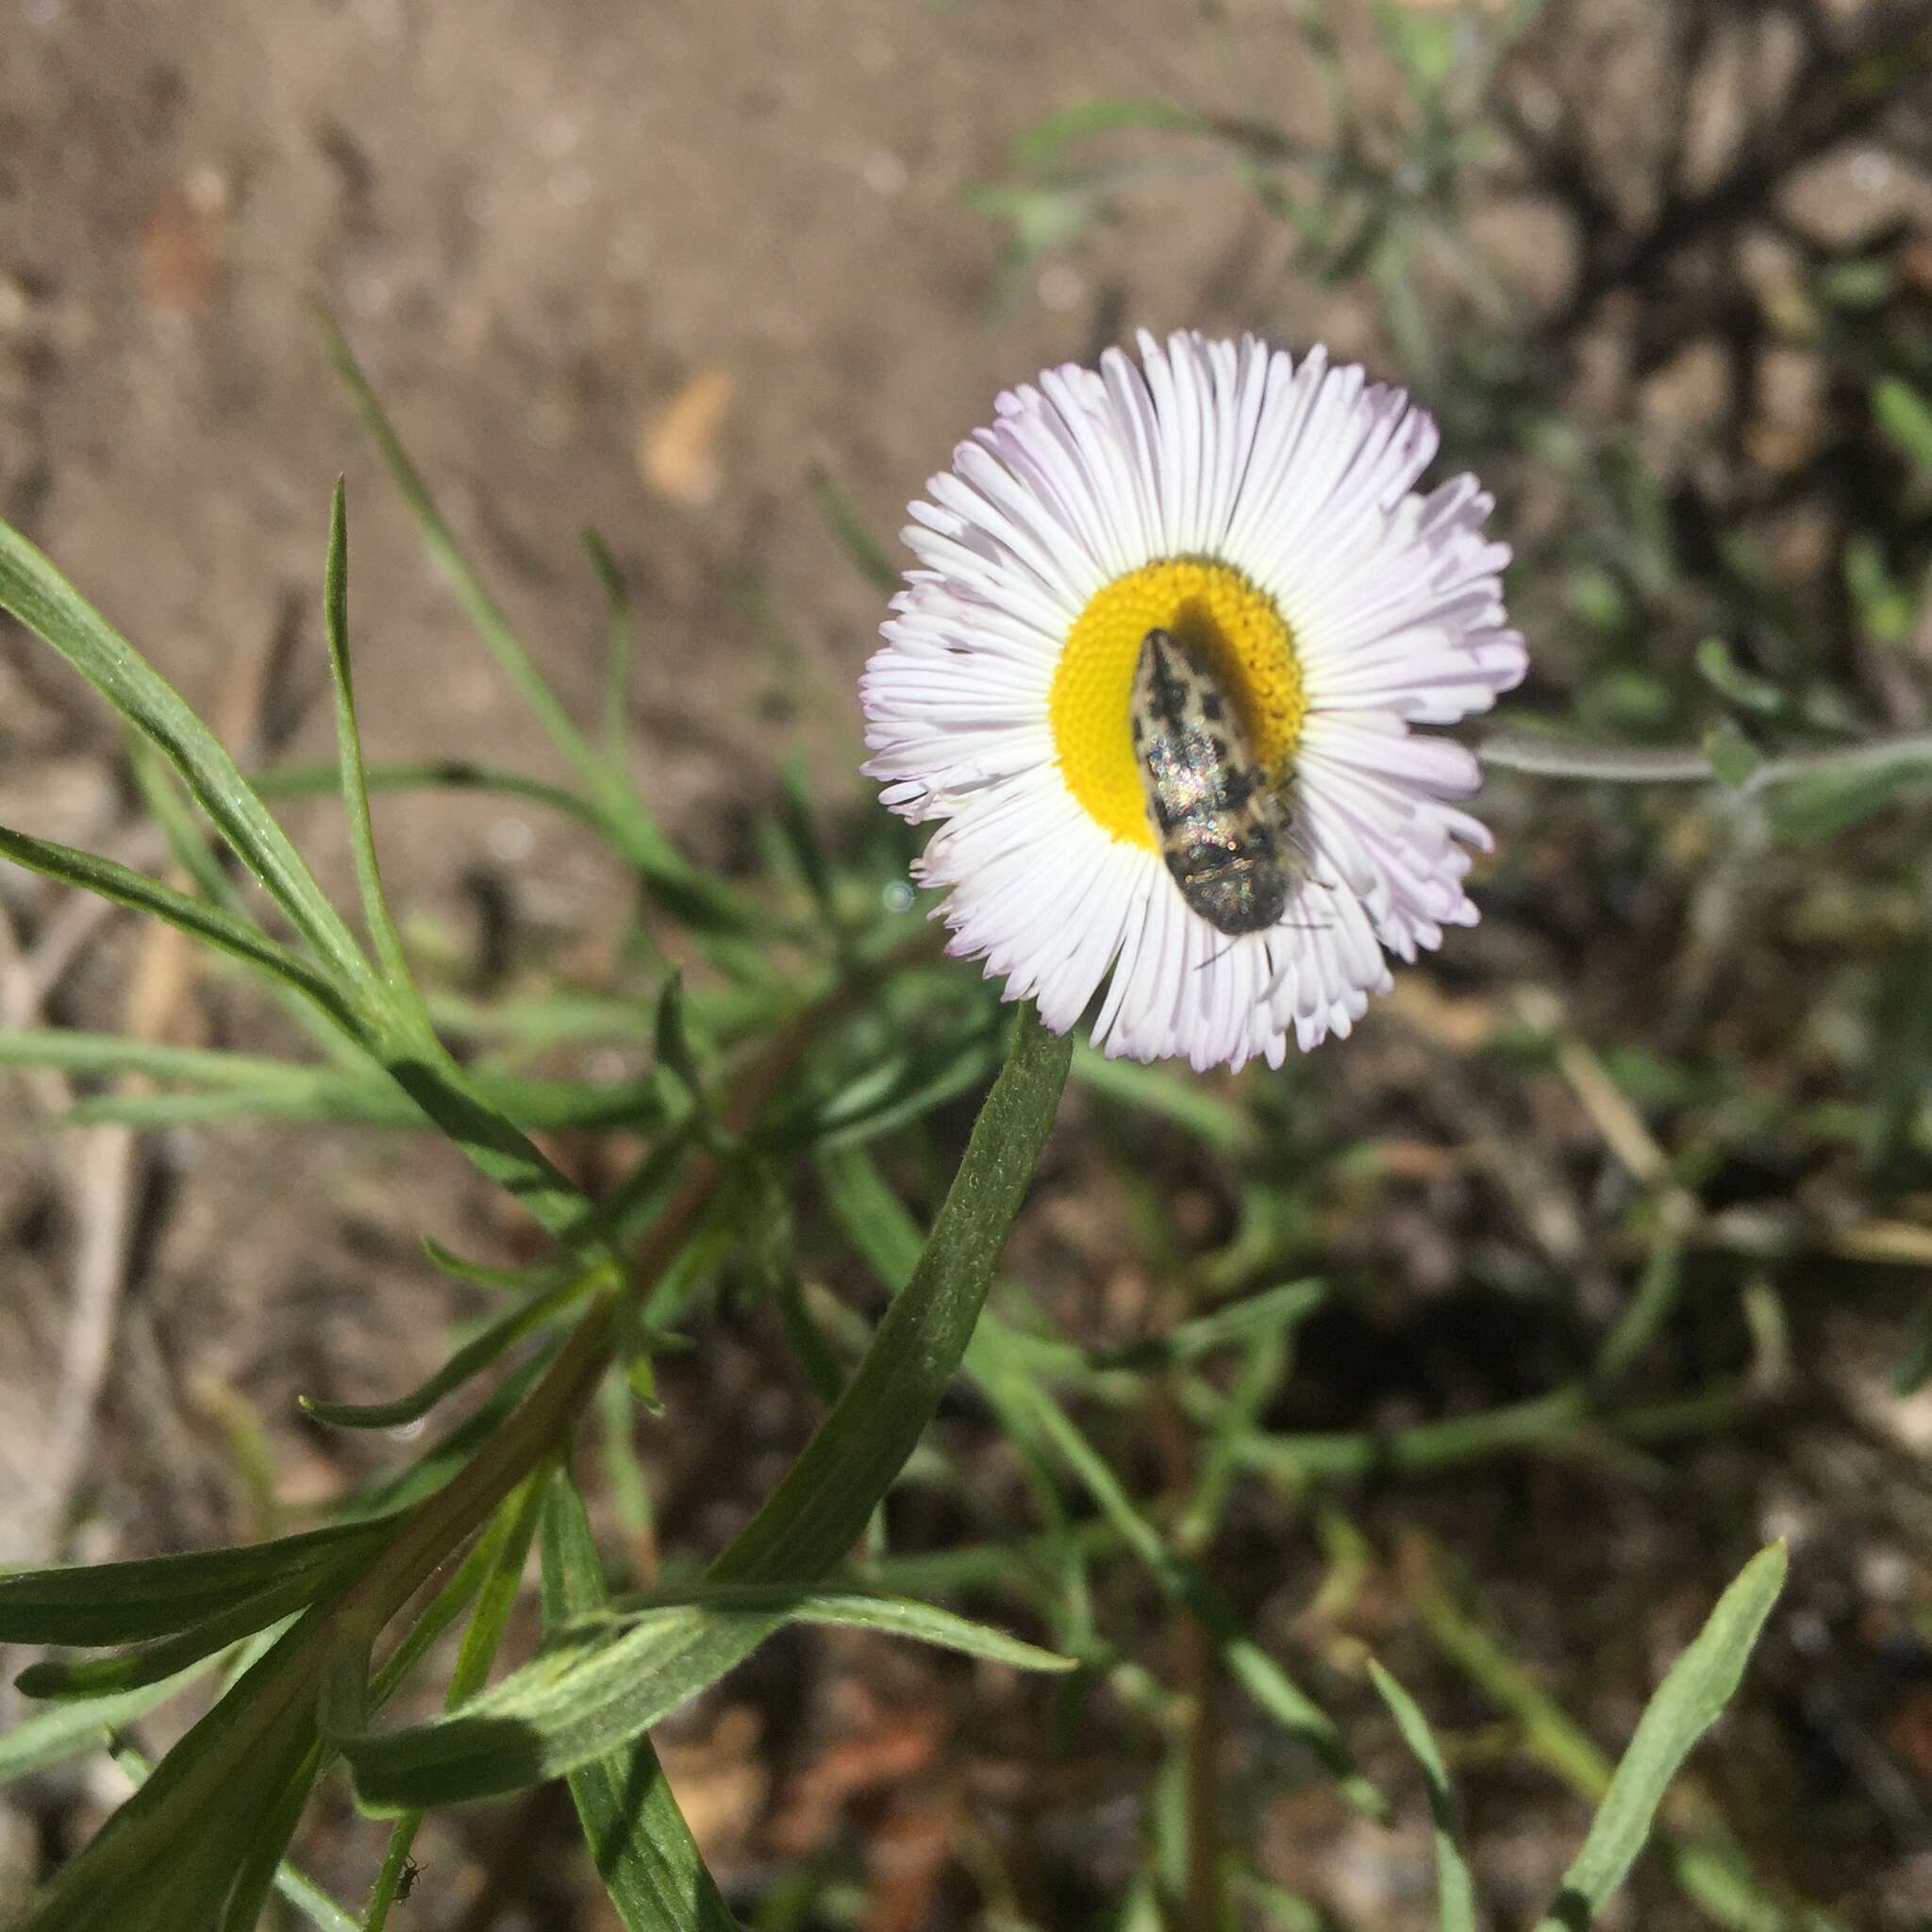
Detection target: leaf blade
<box><xmin>1531</xmin><ymin>1542</ymin><xmax>1789</xmax><ymax>1932</ymax></box>
<box><xmin>1368</xmin><ymin>1659</ymin><xmax>1478</xmax><ymax>1932</ymax></box>
<box><xmin>0</xmin><ymin>508</ymin><xmax>375</xmax><ymax>995</ymax></box>
<box><xmin>539</xmin><ymin>1464</ymin><xmax>742</xmax><ymax>1932</ymax></box>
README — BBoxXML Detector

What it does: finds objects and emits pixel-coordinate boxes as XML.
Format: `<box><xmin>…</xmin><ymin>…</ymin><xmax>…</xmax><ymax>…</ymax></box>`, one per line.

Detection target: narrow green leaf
<box><xmin>714</xmin><ymin>1003</ymin><xmax>1070</xmax><ymax>1585</ymax></box>
<box><xmin>364</xmin><ymin>1516</ymin><xmax>499</xmax><ymax>1712</ymax></box>
<box><xmin>1069</xmin><ymin>1041</ymin><xmax>1254</xmax><ymax>1153</ymax></box>
<box><xmin>539</xmin><ymin>1465</ymin><xmax>741</xmax><ymax>1932</ymax></box>
<box><xmin>323</xmin><ymin>479</ymin><xmax>421</xmax><ymax>1001</ymax></box>
<box><xmin>0</xmin><ymin>1518</ymin><xmax>391</xmax><ymax>1645</ymax></box>
<box><xmin>781</xmin><ymin>1030</ymin><xmax>1004</xmax><ymax>1156</ymax></box>
<box><xmin>652</xmin><ymin>972</ymin><xmax>704</xmax><ymax>1103</ymax></box>
<box><xmin>1531</xmin><ymin>1543</ymin><xmax>1789</xmax><ymax>1932</ymax></box>
<box><xmin>125</xmin><ymin>732</ymin><xmax>243</xmax><ymax>914</ymax></box>
<box><xmin>584</xmin><ymin>528</ymin><xmax>636</xmax><ymax>764</ymax></box>
<box><xmin>569</xmin><ymin>1584</ymin><xmax>1076</xmax><ymax>1674</ymax></box>
<box><xmin>1091</xmin><ymin>1279</ymin><xmax>1327</xmax><ymax>1371</ymax></box>
<box><xmin>16</xmin><ymin>1581</ymin><xmax>307</xmax><ymax>1701</ymax></box>
<box><xmin>455</xmin><ymin>1481</ymin><xmax>548</xmax><ymax>1704</ymax></box>
<box><xmin>0</xmin><ymin>1655</ymin><xmax>226</xmax><ymax>1785</ymax></box>
<box><xmin>1873</xmin><ymin>375</ymin><xmax>1932</xmax><ymax>475</ymax></box>
<box><xmin>360</xmin><ymin>1476</ymin><xmax>547</xmax><ymax>1932</ymax></box>
<box><xmin>1007</xmin><ymin>97</ymin><xmax>1211</xmax><ymax>173</ymax></box>
<box><xmin>342</xmin><ymin>1582</ymin><xmax>1066</xmax><ymax>1809</ymax></box>
<box><xmin>22</xmin><ymin>1615</ymin><xmax>325</xmax><ymax>1932</ymax></box>
<box><xmin>1694</xmin><ymin>637</ymin><xmax>1785</xmax><ymax>717</ymax></box>
<box><xmin>217</xmin><ymin>1739</ymin><xmax>325</xmax><ymax>1932</ymax></box>
<box><xmin>256</xmin><ymin>755</ymin><xmax>613</xmax><ymax>834</ymax></box>
<box><xmin>318</xmin><ymin>310</ymin><xmax>757</xmax><ymax>940</ymax></box>
<box><xmin>807</xmin><ymin>468</ymin><xmax>899</xmax><ymax>592</ymax></box>
<box><xmin>1008</xmin><ymin>1378</ymin><xmax>1381</xmax><ymax>1813</ymax></box>
<box><xmin>0</xmin><ymin>1029</ymin><xmax>341</xmax><ymax>1090</ymax></box>
<box><xmin>774</xmin><ymin>758</ymin><xmax>839</xmax><ymax>925</ymax></box>
<box><xmin>1368</xmin><ymin>1660</ymin><xmax>1477</xmax><ymax>1932</ymax></box>
<box><xmin>302</xmin><ymin>1262</ymin><xmax>608</xmax><ymax>1430</ymax></box>
<box><xmin>0</xmin><ymin>508</ymin><xmax>375</xmax><ymax>995</ymax></box>
<box><xmin>1765</xmin><ymin>756</ymin><xmax>1932</xmax><ymax>841</ymax></box>
<box><xmin>273</xmin><ymin>1864</ymin><xmax>365</xmax><ymax>1932</ymax></box>
<box><xmin>0</xmin><ymin>826</ymin><xmax>361</xmax><ymax>1036</ymax></box>
<box><xmin>318</xmin><ymin>311</ymin><xmax>611</xmax><ymax>802</ymax></box>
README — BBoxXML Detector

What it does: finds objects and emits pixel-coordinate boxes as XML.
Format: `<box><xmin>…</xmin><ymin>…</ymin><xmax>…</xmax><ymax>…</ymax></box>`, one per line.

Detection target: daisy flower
<box><xmin>861</xmin><ymin>331</ymin><xmax>1525</xmax><ymax>1070</ymax></box>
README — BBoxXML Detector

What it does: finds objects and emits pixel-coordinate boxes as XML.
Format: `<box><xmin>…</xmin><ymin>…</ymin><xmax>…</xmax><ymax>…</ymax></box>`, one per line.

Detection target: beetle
<box><xmin>1130</xmin><ymin>626</ymin><xmax>1303</xmax><ymax>938</ymax></box>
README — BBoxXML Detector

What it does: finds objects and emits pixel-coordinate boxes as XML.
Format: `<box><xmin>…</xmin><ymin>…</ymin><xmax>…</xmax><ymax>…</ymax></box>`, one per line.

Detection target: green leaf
<box><xmin>715</xmin><ymin>1003</ymin><xmax>1069</xmax><ymax>1584</ymax></box>
<box><xmin>23</xmin><ymin>1615</ymin><xmax>326</xmax><ymax>1932</ymax></box>
<box><xmin>341</xmin><ymin>1582</ymin><xmax>1068</xmax><ymax>1808</ymax></box>
<box><xmin>1873</xmin><ymin>375</ymin><xmax>1932</xmax><ymax>475</ymax></box>
<box><xmin>16</xmin><ymin>1583</ymin><xmax>306</xmax><ymax>1701</ymax></box>
<box><xmin>583</xmin><ymin>528</ymin><xmax>636</xmax><ymax>765</ymax></box>
<box><xmin>1090</xmin><ymin>1279</ymin><xmax>1326</xmax><ymax>1371</ymax></box>
<box><xmin>1765</xmin><ymin>755</ymin><xmax>1932</xmax><ymax>841</ymax></box>
<box><xmin>1531</xmin><ymin>1542</ymin><xmax>1789</xmax><ymax>1932</ymax></box>
<box><xmin>339</xmin><ymin>1005</ymin><xmax>1071</xmax><ymax>1811</ymax></box>
<box><xmin>324</xmin><ymin>479</ymin><xmax>421</xmax><ymax>1003</ymax></box>
<box><xmin>0</xmin><ymin>508</ymin><xmax>376</xmax><ymax>997</ymax></box>
<box><xmin>0</xmin><ymin>1519</ymin><xmax>391</xmax><ymax>1645</ymax></box>
<box><xmin>301</xmin><ymin>1262</ymin><xmax>609</xmax><ymax>1430</ymax></box>
<box><xmin>0</xmin><ymin>826</ymin><xmax>360</xmax><ymax>1036</ymax></box>
<box><xmin>1693</xmin><ymin>638</ymin><xmax>1785</xmax><ymax>717</ymax></box>
<box><xmin>217</xmin><ymin>1739</ymin><xmax>326</xmax><ymax>1932</ymax></box>
<box><xmin>1369</xmin><ymin>1660</ymin><xmax>1477</xmax><ymax>1932</ymax></box>
<box><xmin>1007</xmin><ymin>97</ymin><xmax>1211</xmax><ymax>174</ymax></box>
<box><xmin>318</xmin><ymin>311</ymin><xmax>756</xmax><ymax>940</ymax></box>
<box><xmin>0</xmin><ymin>1029</ymin><xmax>346</xmax><ymax>1091</ymax></box>
<box><xmin>1702</xmin><ymin>720</ymin><xmax>1762</xmax><ymax>791</ymax></box>
<box><xmin>652</xmin><ymin>971</ymin><xmax>704</xmax><ymax>1104</ymax></box>
<box><xmin>272</xmin><ymin>1864</ymin><xmax>365</xmax><ymax>1932</ymax></box>
<box><xmin>1005</xmin><ymin>1377</ymin><xmax>1381</xmax><ymax>1814</ymax></box>
<box><xmin>774</xmin><ymin>758</ymin><xmax>840</xmax><ymax>927</ymax></box>
<box><xmin>1070</xmin><ymin>1041</ymin><xmax>1254</xmax><ymax>1154</ymax></box>
<box><xmin>772</xmin><ymin>1026</ymin><xmax>1003</xmax><ymax>1155</ymax></box>
<box><xmin>539</xmin><ymin>1464</ymin><xmax>742</xmax><ymax>1932</ymax></box>
<box><xmin>358</xmin><ymin>1475</ymin><xmax>547</xmax><ymax>1932</ymax></box>
<box><xmin>0</xmin><ymin>1655</ymin><xmax>226</xmax><ymax>1785</ymax></box>
<box><xmin>573</xmin><ymin>1584</ymin><xmax>1076</xmax><ymax>1673</ymax></box>
<box><xmin>807</xmin><ymin>468</ymin><xmax>899</xmax><ymax>592</ymax></box>
<box><xmin>255</xmin><ymin>755</ymin><xmax>614</xmax><ymax>835</ymax></box>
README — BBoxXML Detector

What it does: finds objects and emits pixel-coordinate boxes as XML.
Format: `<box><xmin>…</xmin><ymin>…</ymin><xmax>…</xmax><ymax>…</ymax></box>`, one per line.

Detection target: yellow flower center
<box><xmin>1047</xmin><ymin>558</ymin><xmax>1305</xmax><ymax>850</ymax></box>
